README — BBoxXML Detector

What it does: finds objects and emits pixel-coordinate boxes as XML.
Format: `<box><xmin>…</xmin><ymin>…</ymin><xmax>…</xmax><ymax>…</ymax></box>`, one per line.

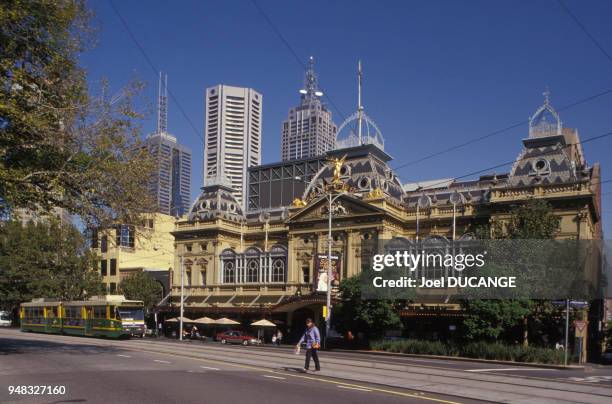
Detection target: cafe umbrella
<box><xmin>251</xmin><ymin>319</ymin><xmax>276</xmax><ymax>342</ymax></box>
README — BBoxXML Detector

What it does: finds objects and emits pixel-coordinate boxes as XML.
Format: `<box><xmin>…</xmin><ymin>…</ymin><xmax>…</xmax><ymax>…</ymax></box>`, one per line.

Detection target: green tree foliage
<box><xmin>495</xmin><ymin>199</ymin><xmax>560</xmax><ymax>239</ymax></box>
<box><xmin>0</xmin><ymin>219</ymin><xmax>103</xmax><ymax>310</ymax></box>
<box><xmin>334</xmin><ymin>276</ymin><xmax>402</xmax><ymax>340</ymax></box>
<box><xmin>462</xmin><ymin>199</ymin><xmax>561</xmax><ymax>343</ymax></box>
<box><xmin>0</xmin><ymin>0</ymin><xmax>155</xmax><ymax>228</ymax></box>
<box><xmin>119</xmin><ymin>271</ymin><xmax>162</xmax><ymax>314</ymax></box>
<box><xmin>461</xmin><ymin>299</ymin><xmax>532</xmax><ymax>341</ymax></box>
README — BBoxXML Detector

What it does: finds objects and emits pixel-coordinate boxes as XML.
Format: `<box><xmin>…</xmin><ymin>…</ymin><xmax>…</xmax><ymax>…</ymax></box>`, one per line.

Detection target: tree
<box><xmin>0</xmin><ymin>0</ymin><xmax>155</xmax><ymax>229</ymax></box>
<box><xmin>333</xmin><ymin>276</ymin><xmax>403</xmax><ymax>342</ymax></box>
<box><xmin>462</xmin><ymin>199</ymin><xmax>561</xmax><ymax>344</ymax></box>
<box><xmin>119</xmin><ymin>271</ymin><xmax>162</xmax><ymax>314</ymax></box>
<box><xmin>495</xmin><ymin>199</ymin><xmax>560</xmax><ymax>240</ymax></box>
<box><xmin>0</xmin><ymin>219</ymin><xmax>104</xmax><ymax>311</ymax></box>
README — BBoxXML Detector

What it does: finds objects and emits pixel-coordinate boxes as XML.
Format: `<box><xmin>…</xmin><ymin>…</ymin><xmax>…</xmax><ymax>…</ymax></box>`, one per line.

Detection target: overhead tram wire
<box><xmin>407</xmin><ymin>130</ymin><xmax>612</xmax><ymax>192</ymax></box>
<box><xmin>249</xmin><ymin>0</ymin><xmax>348</xmax><ymax>123</ymax></box>
<box><xmin>557</xmin><ymin>0</ymin><xmax>612</xmax><ymax>66</ymax></box>
<box><xmin>391</xmin><ymin>89</ymin><xmax>612</xmax><ymax>173</ymax></box>
<box><xmin>108</xmin><ymin>0</ymin><xmax>204</xmax><ymax>145</ymax></box>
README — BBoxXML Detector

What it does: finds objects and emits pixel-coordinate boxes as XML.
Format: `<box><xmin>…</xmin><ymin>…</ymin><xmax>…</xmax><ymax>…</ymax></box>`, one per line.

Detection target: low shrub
<box><xmin>371</xmin><ymin>339</ymin><xmax>565</xmax><ymax>364</ymax></box>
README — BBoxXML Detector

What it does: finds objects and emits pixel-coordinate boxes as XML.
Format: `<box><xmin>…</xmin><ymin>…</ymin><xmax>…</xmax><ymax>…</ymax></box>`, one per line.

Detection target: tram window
<box><xmin>47</xmin><ymin>307</ymin><xmax>55</xmax><ymax>318</ymax></box>
<box><xmin>94</xmin><ymin>306</ymin><xmax>106</xmax><ymax>319</ymax></box>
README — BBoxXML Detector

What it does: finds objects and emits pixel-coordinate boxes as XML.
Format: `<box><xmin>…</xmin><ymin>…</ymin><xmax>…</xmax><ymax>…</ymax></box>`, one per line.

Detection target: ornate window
<box><xmin>223</xmin><ymin>261</ymin><xmax>235</xmax><ymax>284</ymax></box>
<box><xmin>220</xmin><ymin>249</ymin><xmax>237</xmax><ymax>284</ymax></box>
<box><xmin>246</xmin><ymin>259</ymin><xmax>259</xmax><ymax>283</ymax></box>
<box><xmin>271</xmin><ymin>258</ymin><xmax>285</xmax><ymax>283</ymax></box>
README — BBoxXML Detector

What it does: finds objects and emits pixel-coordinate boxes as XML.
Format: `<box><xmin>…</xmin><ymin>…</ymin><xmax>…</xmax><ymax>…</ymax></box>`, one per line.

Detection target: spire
<box><xmin>529</xmin><ymin>87</ymin><xmax>562</xmax><ymax>138</ymax></box>
<box><xmin>357</xmin><ymin>60</ymin><xmax>363</xmax><ymax>145</ymax></box>
<box><xmin>157</xmin><ymin>71</ymin><xmax>168</xmax><ymax>134</ymax></box>
<box><xmin>543</xmin><ymin>86</ymin><xmax>550</xmax><ymax>105</ymax></box>
<box><xmin>300</xmin><ymin>56</ymin><xmax>323</xmax><ymax>102</ymax></box>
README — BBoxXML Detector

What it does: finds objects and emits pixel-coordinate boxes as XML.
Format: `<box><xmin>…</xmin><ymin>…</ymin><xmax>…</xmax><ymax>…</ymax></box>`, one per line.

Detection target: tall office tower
<box><xmin>281</xmin><ymin>57</ymin><xmax>337</xmax><ymax>161</ymax></box>
<box><xmin>204</xmin><ymin>85</ymin><xmax>262</xmax><ymax>210</ymax></box>
<box><xmin>145</xmin><ymin>72</ymin><xmax>192</xmax><ymax>217</ymax></box>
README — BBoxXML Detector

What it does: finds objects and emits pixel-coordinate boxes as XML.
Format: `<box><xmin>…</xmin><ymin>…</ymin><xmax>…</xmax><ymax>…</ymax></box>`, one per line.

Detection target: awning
<box><xmin>215</xmin><ymin>317</ymin><xmax>240</xmax><ymax>325</ymax></box>
<box><xmin>193</xmin><ymin>316</ymin><xmax>216</xmax><ymax>325</ymax></box>
<box><xmin>250</xmin><ymin>319</ymin><xmax>276</xmax><ymax>327</ymax></box>
<box><xmin>164</xmin><ymin>316</ymin><xmax>192</xmax><ymax>323</ymax></box>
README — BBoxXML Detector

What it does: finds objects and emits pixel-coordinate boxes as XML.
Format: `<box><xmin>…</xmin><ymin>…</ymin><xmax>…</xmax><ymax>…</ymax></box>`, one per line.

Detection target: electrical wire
<box><xmin>405</xmin><ymin>130</ymin><xmax>612</xmax><ymax>192</ymax></box>
<box><xmin>557</xmin><ymin>0</ymin><xmax>612</xmax><ymax>65</ymax></box>
<box><xmin>108</xmin><ymin>0</ymin><xmax>205</xmax><ymax>144</ymax></box>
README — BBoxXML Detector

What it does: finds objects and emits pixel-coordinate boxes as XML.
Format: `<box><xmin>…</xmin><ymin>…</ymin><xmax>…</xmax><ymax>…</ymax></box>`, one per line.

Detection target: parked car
<box><xmin>602</xmin><ymin>348</ymin><xmax>612</xmax><ymax>364</ymax></box>
<box><xmin>216</xmin><ymin>330</ymin><xmax>259</xmax><ymax>346</ymax></box>
<box><xmin>0</xmin><ymin>311</ymin><xmax>11</xmax><ymax>327</ymax></box>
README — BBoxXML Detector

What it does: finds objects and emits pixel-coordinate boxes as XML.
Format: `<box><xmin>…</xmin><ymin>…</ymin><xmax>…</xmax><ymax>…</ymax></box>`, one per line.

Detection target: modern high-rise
<box><xmin>204</xmin><ymin>85</ymin><xmax>262</xmax><ymax>210</ymax></box>
<box><xmin>145</xmin><ymin>72</ymin><xmax>192</xmax><ymax>217</ymax></box>
<box><xmin>281</xmin><ymin>57</ymin><xmax>337</xmax><ymax>161</ymax></box>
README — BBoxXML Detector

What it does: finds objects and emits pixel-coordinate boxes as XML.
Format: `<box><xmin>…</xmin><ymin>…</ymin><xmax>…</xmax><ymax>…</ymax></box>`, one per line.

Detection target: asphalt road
<box><xmin>176</xmin><ymin>338</ymin><xmax>612</xmax><ymax>385</ymax></box>
<box><xmin>0</xmin><ymin>330</ymin><xmax>484</xmax><ymax>404</ymax></box>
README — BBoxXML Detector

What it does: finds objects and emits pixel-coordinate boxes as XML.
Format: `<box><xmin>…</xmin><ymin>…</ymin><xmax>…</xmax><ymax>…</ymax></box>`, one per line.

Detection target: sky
<box><xmin>80</xmin><ymin>0</ymin><xmax>612</xmax><ymax>236</ymax></box>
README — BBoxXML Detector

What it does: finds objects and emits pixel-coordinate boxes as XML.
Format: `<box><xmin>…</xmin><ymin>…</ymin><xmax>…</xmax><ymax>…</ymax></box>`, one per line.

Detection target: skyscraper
<box><xmin>204</xmin><ymin>85</ymin><xmax>262</xmax><ymax>210</ymax></box>
<box><xmin>145</xmin><ymin>72</ymin><xmax>192</xmax><ymax>217</ymax></box>
<box><xmin>281</xmin><ymin>57</ymin><xmax>337</xmax><ymax>161</ymax></box>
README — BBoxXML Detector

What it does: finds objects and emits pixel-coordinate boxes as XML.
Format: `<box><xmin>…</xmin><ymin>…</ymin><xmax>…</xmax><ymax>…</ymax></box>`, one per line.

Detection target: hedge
<box><xmin>370</xmin><ymin>339</ymin><xmax>565</xmax><ymax>364</ymax></box>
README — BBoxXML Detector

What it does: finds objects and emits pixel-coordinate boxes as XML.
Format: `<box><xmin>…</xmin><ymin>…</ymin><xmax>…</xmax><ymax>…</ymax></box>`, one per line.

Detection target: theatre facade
<box><xmin>164</xmin><ymin>97</ymin><xmax>603</xmax><ymax>346</ymax></box>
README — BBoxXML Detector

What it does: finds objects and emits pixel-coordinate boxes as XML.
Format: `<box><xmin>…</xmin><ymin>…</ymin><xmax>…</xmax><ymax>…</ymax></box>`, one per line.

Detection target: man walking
<box><xmin>296</xmin><ymin>318</ymin><xmax>321</xmax><ymax>372</ymax></box>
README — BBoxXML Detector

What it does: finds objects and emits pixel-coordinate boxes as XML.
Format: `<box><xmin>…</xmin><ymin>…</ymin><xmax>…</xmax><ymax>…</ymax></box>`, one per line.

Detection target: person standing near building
<box><xmin>296</xmin><ymin>318</ymin><xmax>321</xmax><ymax>372</ymax></box>
<box><xmin>276</xmin><ymin>329</ymin><xmax>283</xmax><ymax>346</ymax></box>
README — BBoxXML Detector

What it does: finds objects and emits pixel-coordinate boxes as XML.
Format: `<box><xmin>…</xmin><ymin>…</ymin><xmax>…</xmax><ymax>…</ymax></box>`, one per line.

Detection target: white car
<box><xmin>0</xmin><ymin>311</ymin><xmax>11</xmax><ymax>327</ymax></box>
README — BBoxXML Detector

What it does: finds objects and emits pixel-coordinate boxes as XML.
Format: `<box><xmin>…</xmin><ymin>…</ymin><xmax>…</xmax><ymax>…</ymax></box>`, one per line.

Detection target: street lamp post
<box><xmin>294</xmin><ymin>175</ymin><xmax>345</xmax><ymax>349</ymax></box>
<box><xmin>325</xmin><ymin>192</ymin><xmax>344</xmax><ymax>349</ymax></box>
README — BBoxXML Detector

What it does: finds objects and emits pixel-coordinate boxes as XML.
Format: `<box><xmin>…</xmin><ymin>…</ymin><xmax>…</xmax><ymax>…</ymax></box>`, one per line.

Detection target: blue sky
<box><xmin>81</xmin><ymin>0</ymin><xmax>612</xmax><ymax>235</ymax></box>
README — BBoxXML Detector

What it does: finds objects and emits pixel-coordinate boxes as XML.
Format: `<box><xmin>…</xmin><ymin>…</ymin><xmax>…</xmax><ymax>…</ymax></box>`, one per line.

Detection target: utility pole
<box><xmin>179</xmin><ymin>254</ymin><xmax>184</xmax><ymax>341</ymax></box>
<box><xmin>564</xmin><ymin>298</ymin><xmax>569</xmax><ymax>366</ymax></box>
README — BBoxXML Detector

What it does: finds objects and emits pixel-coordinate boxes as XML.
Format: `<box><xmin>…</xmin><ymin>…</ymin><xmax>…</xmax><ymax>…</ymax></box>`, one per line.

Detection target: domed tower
<box><xmin>188</xmin><ymin>180</ymin><xmax>246</xmax><ymax>223</ymax></box>
<box><xmin>509</xmin><ymin>89</ymin><xmax>588</xmax><ymax>187</ymax></box>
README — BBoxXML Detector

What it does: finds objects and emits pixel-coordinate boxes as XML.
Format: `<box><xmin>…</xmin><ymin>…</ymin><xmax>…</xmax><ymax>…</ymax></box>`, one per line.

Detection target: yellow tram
<box><xmin>20</xmin><ymin>295</ymin><xmax>145</xmax><ymax>338</ymax></box>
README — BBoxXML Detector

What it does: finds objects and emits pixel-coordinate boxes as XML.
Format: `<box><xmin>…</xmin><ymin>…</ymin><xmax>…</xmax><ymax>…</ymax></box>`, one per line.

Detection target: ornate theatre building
<box><xmin>164</xmin><ymin>94</ymin><xmax>602</xmax><ymax>348</ymax></box>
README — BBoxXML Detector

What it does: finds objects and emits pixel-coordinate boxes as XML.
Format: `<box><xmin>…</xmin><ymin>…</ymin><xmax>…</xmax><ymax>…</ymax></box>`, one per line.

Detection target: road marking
<box><xmin>200</xmin><ymin>366</ymin><xmax>220</xmax><ymax>371</ymax></box>
<box><xmin>131</xmin><ymin>350</ymin><xmax>462</xmax><ymax>404</ymax></box>
<box><xmin>154</xmin><ymin>359</ymin><xmax>171</xmax><ymax>364</ymax></box>
<box><xmin>338</xmin><ymin>385</ymin><xmax>372</xmax><ymax>392</ymax></box>
<box><xmin>466</xmin><ymin>368</ymin><xmax>551</xmax><ymax>372</ymax></box>
<box><xmin>565</xmin><ymin>376</ymin><xmax>612</xmax><ymax>383</ymax></box>
<box><xmin>262</xmin><ymin>375</ymin><xmax>286</xmax><ymax>380</ymax></box>
<box><xmin>116</xmin><ymin>354</ymin><xmax>132</xmax><ymax>358</ymax></box>
<box><xmin>0</xmin><ymin>331</ymin><xmax>459</xmax><ymax>403</ymax></box>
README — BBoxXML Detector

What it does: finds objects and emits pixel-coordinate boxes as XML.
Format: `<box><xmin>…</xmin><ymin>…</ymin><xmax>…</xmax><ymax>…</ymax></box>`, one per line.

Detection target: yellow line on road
<box><xmin>122</xmin><ymin>347</ymin><xmax>463</xmax><ymax>404</ymax></box>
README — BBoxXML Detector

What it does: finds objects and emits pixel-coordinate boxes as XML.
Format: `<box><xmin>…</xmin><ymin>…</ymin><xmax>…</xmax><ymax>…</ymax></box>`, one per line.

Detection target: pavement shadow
<box><xmin>282</xmin><ymin>366</ymin><xmax>307</xmax><ymax>373</ymax></box>
<box><xmin>0</xmin><ymin>337</ymin><xmax>121</xmax><ymax>356</ymax></box>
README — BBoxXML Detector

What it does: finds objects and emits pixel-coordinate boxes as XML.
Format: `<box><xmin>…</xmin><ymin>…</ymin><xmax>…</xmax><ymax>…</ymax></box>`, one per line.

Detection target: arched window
<box><xmin>221</xmin><ymin>249</ymin><xmax>236</xmax><ymax>284</ymax></box>
<box><xmin>223</xmin><ymin>261</ymin><xmax>235</xmax><ymax>284</ymax></box>
<box><xmin>271</xmin><ymin>258</ymin><xmax>285</xmax><ymax>283</ymax></box>
<box><xmin>246</xmin><ymin>259</ymin><xmax>259</xmax><ymax>283</ymax></box>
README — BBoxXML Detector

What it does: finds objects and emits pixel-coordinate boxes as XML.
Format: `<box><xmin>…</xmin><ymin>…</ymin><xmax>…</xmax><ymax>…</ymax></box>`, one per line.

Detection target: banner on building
<box><xmin>314</xmin><ymin>254</ymin><xmax>341</xmax><ymax>292</ymax></box>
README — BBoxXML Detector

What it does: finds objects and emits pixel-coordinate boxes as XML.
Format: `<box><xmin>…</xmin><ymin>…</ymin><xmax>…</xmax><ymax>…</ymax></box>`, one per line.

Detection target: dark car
<box><xmin>216</xmin><ymin>330</ymin><xmax>259</xmax><ymax>346</ymax></box>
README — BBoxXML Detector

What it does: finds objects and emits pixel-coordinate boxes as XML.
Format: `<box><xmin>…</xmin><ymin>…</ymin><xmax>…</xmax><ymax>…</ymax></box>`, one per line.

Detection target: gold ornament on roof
<box><xmin>366</xmin><ymin>188</ymin><xmax>384</xmax><ymax>199</ymax></box>
<box><xmin>328</xmin><ymin>154</ymin><xmax>348</xmax><ymax>186</ymax></box>
<box><xmin>292</xmin><ymin>198</ymin><xmax>307</xmax><ymax>208</ymax></box>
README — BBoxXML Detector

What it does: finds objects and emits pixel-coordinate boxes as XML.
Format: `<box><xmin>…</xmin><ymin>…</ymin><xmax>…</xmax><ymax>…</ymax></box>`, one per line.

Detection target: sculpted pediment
<box><xmin>288</xmin><ymin>194</ymin><xmax>383</xmax><ymax>223</ymax></box>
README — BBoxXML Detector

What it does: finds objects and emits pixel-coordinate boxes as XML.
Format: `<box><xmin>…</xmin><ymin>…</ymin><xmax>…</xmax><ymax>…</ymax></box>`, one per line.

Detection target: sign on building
<box><xmin>314</xmin><ymin>254</ymin><xmax>341</xmax><ymax>292</ymax></box>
